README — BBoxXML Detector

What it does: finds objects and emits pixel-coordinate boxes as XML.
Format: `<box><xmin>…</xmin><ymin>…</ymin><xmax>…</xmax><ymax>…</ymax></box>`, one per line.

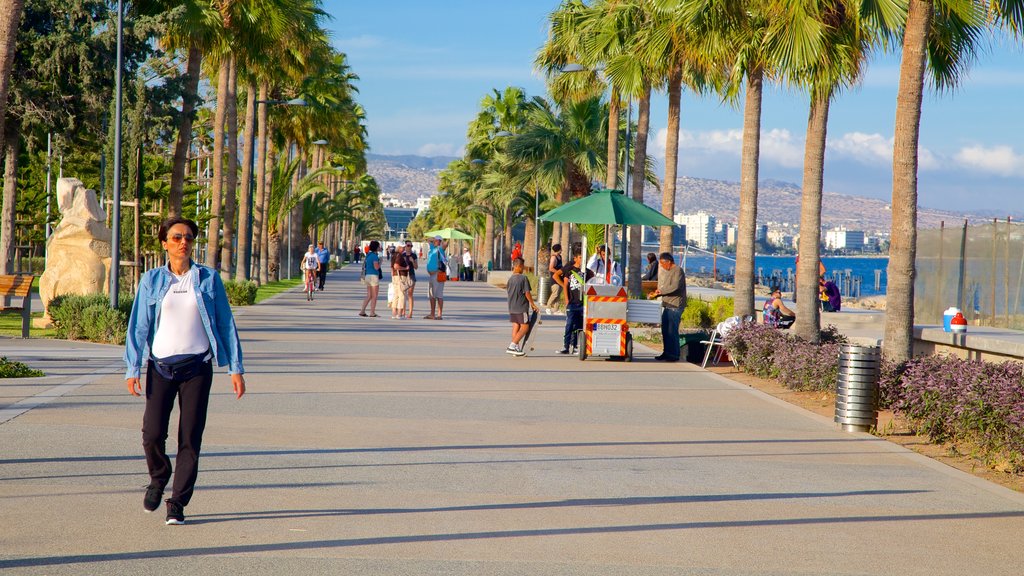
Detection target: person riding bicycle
<box><xmin>301</xmin><ymin>244</ymin><xmax>320</xmax><ymax>299</ymax></box>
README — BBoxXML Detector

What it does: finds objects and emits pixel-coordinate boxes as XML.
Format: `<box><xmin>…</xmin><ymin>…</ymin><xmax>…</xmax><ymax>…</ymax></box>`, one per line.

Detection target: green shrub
<box><xmin>224</xmin><ymin>280</ymin><xmax>258</xmax><ymax>306</ymax></box>
<box><xmin>709</xmin><ymin>296</ymin><xmax>735</xmax><ymax>325</ymax></box>
<box><xmin>49</xmin><ymin>293</ymin><xmax>131</xmax><ymax>343</ymax></box>
<box><xmin>0</xmin><ymin>357</ymin><xmax>44</xmax><ymax>378</ymax></box>
<box><xmin>681</xmin><ymin>298</ymin><xmax>714</xmax><ymax>330</ymax></box>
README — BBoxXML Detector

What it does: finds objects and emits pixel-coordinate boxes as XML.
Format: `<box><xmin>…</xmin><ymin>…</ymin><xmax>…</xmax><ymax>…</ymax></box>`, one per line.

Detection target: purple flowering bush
<box><xmin>722</xmin><ymin>323</ymin><xmax>846</xmax><ymax>391</ymax></box>
<box><xmin>882</xmin><ymin>355</ymin><xmax>1024</xmax><ymax>471</ymax></box>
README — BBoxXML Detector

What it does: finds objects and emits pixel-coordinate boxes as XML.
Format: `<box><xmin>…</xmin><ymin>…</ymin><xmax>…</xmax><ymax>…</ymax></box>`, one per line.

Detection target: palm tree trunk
<box><xmin>660</xmin><ymin>68</ymin><xmax>682</xmax><ymax>255</ymax></box>
<box><xmin>0</xmin><ymin>0</ymin><xmax>24</xmax><ymax>174</ymax></box>
<box><xmin>524</xmin><ymin>214</ymin><xmax>536</xmax><ymax>274</ymax></box>
<box><xmin>259</xmin><ymin>143</ymin><xmax>275</xmax><ymax>284</ymax></box>
<box><xmin>168</xmin><ymin>46</ymin><xmax>202</xmax><ymax>218</ymax></box>
<box><xmin>219</xmin><ymin>54</ymin><xmax>239</xmax><ymax>280</ymax></box>
<box><xmin>502</xmin><ymin>208</ymin><xmax>513</xmax><ymax>270</ymax></box>
<box><xmin>483</xmin><ymin>212</ymin><xmax>495</xmax><ymax>270</ymax></box>
<box><xmin>254</xmin><ymin>81</ymin><xmax>269</xmax><ymax>284</ymax></box>
<box><xmin>0</xmin><ymin>120</ymin><xmax>19</xmax><ymax>274</ymax></box>
<box><xmin>734</xmin><ymin>67</ymin><xmax>764</xmax><ymax>318</ymax></box>
<box><xmin>884</xmin><ymin>0</ymin><xmax>932</xmax><ymax>363</ymax></box>
<box><xmin>205</xmin><ymin>57</ymin><xmax>229</xmax><ymax>270</ymax></box>
<box><xmin>628</xmin><ymin>83</ymin><xmax>651</xmax><ymax>296</ymax></box>
<box><xmin>235</xmin><ymin>81</ymin><xmax>255</xmax><ymax>280</ymax></box>
<box><xmin>605</xmin><ymin>87</ymin><xmax>619</xmax><ymax>189</ymax></box>
<box><xmin>792</xmin><ymin>91</ymin><xmax>831</xmax><ymax>343</ymax></box>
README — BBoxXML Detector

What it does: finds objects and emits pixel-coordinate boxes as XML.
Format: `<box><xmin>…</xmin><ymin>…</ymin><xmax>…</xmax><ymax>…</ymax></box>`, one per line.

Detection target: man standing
<box><xmin>425</xmin><ymin>235</ymin><xmax>447</xmax><ymax>320</ymax></box>
<box><xmin>649</xmin><ymin>252</ymin><xmax>686</xmax><ymax>362</ymax></box>
<box><xmin>554</xmin><ymin>249</ymin><xmax>593</xmax><ymax>354</ymax></box>
<box><xmin>545</xmin><ymin>244</ymin><xmax>563</xmax><ymax>314</ymax></box>
<box><xmin>462</xmin><ymin>248</ymin><xmax>473</xmax><ymax>281</ymax></box>
<box><xmin>315</xmin><ymin>241</ymin><xmax>330</xmax><ymax>291</ymax></box>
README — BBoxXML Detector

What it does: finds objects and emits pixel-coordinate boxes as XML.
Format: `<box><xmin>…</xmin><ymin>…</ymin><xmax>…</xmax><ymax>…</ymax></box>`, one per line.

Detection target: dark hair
<box><xmin>552</xmin><ymin>243</ymin><xmax>562</xmax><ymax>253</ymax></box>
<box><xmin>512</xmin><ymin>257</ymin><xmax>525</xmax><ymax>267</ymax></box>
<box><xmin>597</xmin><ymin>244</ymin><xmax>607</xmax><ymax>252</ymax></box>
<box><xmin>158</xmin><ymin>217</ymin><xmax>199</xmax><ymax>242</ymax></box>
<box><xmin>658</xmin><ymin>252</ymin><xmax>674</xmax><ymax>262</ymax></box>
<box><xmin>646</xmin><ymin>252</ymin><xmax>657</xmax><ymax>263</ymax></box>
<box><xmin>369</xmin><ymin>240</ymin><xmax>380</xmax><ymax>251</ymax></box>
<box><xmin>770</xmin><ymin>285</ymin><xmax>781</xmax><ymax>293</ymax></box>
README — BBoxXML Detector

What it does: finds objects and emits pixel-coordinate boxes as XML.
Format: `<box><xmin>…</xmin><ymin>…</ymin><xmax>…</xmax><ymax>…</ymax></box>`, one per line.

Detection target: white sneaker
<box><xmin>544</xmin><ymin>308</ymin><xmax>552</xmax><ymax>315</ymax></box>
<box><xmin>505</xmin><ymin>344</ymin><xmax>518</xmax><ymax>354</ymax></box>
<box><xmin>511</xmin><ymin>346</ymin><xmax>526</xmax><ymax>357</ymax></box>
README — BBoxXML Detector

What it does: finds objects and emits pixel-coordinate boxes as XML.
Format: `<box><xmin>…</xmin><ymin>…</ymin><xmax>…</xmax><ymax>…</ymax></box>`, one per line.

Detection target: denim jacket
<box><xmin>124</xmin><ymin>261</ymin><xmax>244</xmax><ymax>379</ymax></box>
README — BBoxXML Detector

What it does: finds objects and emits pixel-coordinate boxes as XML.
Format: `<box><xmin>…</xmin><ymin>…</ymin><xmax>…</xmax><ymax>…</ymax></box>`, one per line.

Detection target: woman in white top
<box><xmin>124</xmin><ymin>217</ymin><xmax>245</xmax><ymax>525</ymax></box>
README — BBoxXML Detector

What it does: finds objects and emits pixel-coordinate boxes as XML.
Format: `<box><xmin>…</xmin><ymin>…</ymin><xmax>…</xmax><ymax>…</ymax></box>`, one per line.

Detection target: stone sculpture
<box><xmin>36</xmin><ymin>178</ymin><xmax>112</xmax><ymax>327</ymax></box>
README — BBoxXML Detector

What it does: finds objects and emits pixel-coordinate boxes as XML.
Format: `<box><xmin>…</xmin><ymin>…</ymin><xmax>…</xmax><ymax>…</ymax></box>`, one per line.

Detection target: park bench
<box><xmin>0</xmin><ymin>274</ymin><xmax>35</xmax><ymax>338</ymax></box>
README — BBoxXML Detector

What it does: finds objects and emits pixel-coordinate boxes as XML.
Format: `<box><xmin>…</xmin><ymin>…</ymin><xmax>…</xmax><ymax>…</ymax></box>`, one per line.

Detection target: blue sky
<box><xmin>324</xmin><ymin>0</ymin><xmax>1024</xmax><ymax>214</ymax></box>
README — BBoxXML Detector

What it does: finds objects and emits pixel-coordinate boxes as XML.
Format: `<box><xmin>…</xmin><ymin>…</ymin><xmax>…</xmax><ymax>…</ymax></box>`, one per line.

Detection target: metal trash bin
<box><xmin>538</xmin><ymin>276</ymin><xmax>551</xmax><ymax>305</ymax></box>
<box><xmin>834</xmin><ymin>344</ymin><xmax>881</xmax><ymax>433</ymax></box>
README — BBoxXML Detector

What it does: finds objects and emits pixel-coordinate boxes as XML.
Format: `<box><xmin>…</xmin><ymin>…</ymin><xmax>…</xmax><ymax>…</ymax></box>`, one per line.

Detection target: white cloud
<box><xmin>416</xmin><ymin>142</ymin><xmax>463</xmax><ymax>157</ymax></box>
<box><xmin>760</xmin><ymin>129</ymin><xmax>804</xmax><ymax>168</ymax></box>
<box><xmin>954</xmin><ymin>145</ymin><xmax>1024</xmax><ymax>177</ymax></box>
<box><xmin>655</xmin><ymin>127</ymin><xmax>802</xmax><ymax>168</ymax></box>
<box><xmin>830</xmin><ymin>132</ymin><xmax>892</xmax><ymax>164</ymax></box>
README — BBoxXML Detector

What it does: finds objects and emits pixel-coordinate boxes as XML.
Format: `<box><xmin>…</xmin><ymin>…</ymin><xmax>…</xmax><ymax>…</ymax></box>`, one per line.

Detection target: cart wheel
<box><xmin>577</xmin><ymin>331</ymin><xmax>587</xmax><ymax>361</ymax></box>
<box><xmin>624</xmin><ymin>333</ymin><xmax>633</xmax><ymax>362</ymax></box>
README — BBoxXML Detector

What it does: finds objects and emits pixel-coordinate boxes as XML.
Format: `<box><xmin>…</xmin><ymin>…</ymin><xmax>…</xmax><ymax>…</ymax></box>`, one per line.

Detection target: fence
<box><xmin>915</xmin><ymin>220</ymin><xmax>1024</xmax><ymax>330</ymax></box>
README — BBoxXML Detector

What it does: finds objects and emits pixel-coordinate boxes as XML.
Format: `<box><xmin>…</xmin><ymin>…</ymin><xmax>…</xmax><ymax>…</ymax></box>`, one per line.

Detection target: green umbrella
<box><xmin>538</xmin><ymin>189</ymin><xmax>675</xmax><ymax>227</ymax></box>
<box><xmin>424</xmin><ymin>227</ymin><xmax>474</xmax><ymax>241</ymax></box>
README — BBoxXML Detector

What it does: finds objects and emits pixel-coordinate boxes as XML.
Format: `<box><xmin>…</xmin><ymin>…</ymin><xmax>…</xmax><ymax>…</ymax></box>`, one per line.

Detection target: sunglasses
<box><xmin>169</xmin><ymin>233</ymin><xmax>195</xmax><ymax>243</ymax></box>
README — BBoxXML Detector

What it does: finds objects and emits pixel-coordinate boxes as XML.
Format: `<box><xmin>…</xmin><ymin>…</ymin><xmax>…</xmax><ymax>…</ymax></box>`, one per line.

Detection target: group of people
<box><xmin>359</xmin><ymin>235</ymin><xmax>450</xmax><ymax>320</ymax></box>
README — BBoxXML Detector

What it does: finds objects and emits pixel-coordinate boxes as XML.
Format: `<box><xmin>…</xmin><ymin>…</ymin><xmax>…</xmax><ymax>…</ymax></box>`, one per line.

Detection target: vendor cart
<box><xmin>579</xmin><ymin>284</ymin><xmax>632</xmax><ymax>361</ymax></box>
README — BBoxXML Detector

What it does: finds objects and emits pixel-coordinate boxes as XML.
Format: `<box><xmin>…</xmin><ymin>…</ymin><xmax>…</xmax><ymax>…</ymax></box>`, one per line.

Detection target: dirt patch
<box><xmin>706</xmin><ymin>365</ymin><xmax>1024</xmax><ymax>494</ymax></box>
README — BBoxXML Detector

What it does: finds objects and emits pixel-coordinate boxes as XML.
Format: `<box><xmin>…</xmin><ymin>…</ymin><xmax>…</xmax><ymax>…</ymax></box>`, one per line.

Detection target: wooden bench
<box><xmin>0</xmin><ymin>274</ymin><xmax>35</xmax><ymax>338</ymax></box>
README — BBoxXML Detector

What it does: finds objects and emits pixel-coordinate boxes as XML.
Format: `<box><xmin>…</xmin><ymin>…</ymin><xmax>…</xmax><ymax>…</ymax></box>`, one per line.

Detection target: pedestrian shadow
<box><xmin>184</xmin><ymin>489</ymin><xmax>929</xmax><ymax>525</ymax></box>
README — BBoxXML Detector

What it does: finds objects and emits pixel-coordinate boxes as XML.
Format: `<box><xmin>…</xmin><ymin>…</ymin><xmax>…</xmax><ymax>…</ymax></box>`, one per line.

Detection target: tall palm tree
<box><xmin>883</xmin><ymin>0</ymin><xmax>1024</xmax><ymax>363</ymax></box>
<box><xmin>0</xmin><ymin>0</ymin><xmax>25</xmax><ymax>274</ymax></box>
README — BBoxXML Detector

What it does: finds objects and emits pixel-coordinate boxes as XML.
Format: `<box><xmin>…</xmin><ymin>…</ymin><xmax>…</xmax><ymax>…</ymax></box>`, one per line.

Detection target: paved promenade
<box><xmin>2</xmin><ymin>266</ymin><xmax>1023</xmax><ymax>575</ymax></box>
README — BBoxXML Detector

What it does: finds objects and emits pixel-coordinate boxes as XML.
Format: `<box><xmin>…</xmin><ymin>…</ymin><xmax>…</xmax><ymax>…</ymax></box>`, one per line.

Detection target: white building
<box><xmin>825</xmin><ymin>227</ymin><xmax>866</xmax><ymax>252</ymax></box>
<box><xmin>415</xmin><ymin>195</ymin><xmax>433</xmax><ymax>215</ymax></box>
<box><xmin>675</xmin><ymin>211</ymin><xmax>716</xmax><ymax>249</ymax></box>
<box><xmin>767</xmin><ymin>229</ymin><xmax>793</xmax><ymax>248</ymax></box>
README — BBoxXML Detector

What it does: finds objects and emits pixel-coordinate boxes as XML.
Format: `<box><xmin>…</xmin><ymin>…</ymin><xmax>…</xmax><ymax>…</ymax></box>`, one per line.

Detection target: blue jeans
<box><xmin>564</xmin><ymin>304</ymin><xmax>583</xmax><ymax>350</ymax></box>
<box><xmin>661</xmin><ymin>306</ymin><xmax>683</xmax><ymax>360</ymax></box>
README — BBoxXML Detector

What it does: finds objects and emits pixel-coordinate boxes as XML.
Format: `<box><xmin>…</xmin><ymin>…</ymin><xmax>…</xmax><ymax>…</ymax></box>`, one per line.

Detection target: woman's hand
<box><xmin>231</xmin><ymin>373</ymin><xmax>246</xmax><ymax>399</ymax></box>
<box><xmin>126</xmin><ymin>377</ymin><xmax>142</xmax><ymax>396</ymax></box>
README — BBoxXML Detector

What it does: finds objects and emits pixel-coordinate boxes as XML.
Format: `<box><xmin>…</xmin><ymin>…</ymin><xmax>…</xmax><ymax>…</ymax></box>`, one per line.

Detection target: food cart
<box><xmin>538</xmin><ymin>189</ymin><xmax>676</xmax><ymax>361</ymax></box>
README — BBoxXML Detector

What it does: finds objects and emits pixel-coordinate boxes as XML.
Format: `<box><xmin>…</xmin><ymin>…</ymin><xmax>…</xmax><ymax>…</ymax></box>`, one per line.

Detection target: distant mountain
<box><xmin>367</xmin><ymin>154</ymin><xmax>988</xmax><ymax>231</ymax></box>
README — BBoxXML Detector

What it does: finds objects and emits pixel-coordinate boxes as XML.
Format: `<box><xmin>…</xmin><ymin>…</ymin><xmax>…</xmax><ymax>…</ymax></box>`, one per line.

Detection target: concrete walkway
<box><xmin>2</xmin><ymin>266</ymin><xmax>1023</xmax><ymax>575</ymax></box>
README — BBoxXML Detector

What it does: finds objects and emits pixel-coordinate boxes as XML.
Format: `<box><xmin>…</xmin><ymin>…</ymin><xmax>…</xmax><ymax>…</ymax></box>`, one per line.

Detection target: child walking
<box><xmin>505</xmin><ymin>257</ymin><xmax>539</xmax><ymax>356</ymax></box>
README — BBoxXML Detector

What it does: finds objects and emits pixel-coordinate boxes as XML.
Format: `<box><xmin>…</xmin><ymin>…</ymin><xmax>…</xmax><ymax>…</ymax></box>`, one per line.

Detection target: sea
<box><xmin>671</xmin><ymin>253</ymin><xmax>890</xmax><ymax>297</ymax></box>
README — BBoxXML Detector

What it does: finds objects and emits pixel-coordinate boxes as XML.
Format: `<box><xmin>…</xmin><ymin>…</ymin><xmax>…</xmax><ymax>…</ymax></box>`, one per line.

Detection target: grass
<box><xmin>0</xmin><ymin>311</ymin><xmax>56</xmax><ymax>339</ymax></box>
<box><xmin>254</xmin><ymin>278</ymin><xmax>304</xmax><ymax>304</ymax></box>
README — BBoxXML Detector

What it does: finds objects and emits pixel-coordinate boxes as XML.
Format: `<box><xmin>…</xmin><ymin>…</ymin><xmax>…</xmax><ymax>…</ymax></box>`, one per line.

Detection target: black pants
<box><xmin>142</xmin><ymin>360</ymin><xmax>213</xmax><ymax>506</ymax></box>
<box><xmin>317</xmin><ymin>265</ymin><xmax>328</xmax><ymax>290</ymax></box>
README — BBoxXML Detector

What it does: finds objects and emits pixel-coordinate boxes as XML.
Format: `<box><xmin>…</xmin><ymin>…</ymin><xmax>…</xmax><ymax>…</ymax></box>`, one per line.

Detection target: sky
<box><xmin>324</xmin><ymin>0</ymin><xmax>1024</xmax><ymax>215</ymax></box>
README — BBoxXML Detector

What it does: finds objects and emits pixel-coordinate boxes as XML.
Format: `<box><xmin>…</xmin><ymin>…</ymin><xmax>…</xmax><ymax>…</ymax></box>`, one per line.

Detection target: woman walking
<box><xmin>360</xmin><ymin>240</ymin><xmax>382</xmax><ymax>317</ymax></box>
<box><xmin>124</xmin><ymin>217</ymin><xmax>245</xmax><ymax>526</ymax></box>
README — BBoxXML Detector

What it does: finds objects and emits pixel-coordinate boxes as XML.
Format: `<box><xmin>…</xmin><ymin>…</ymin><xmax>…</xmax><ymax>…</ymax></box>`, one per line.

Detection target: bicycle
<box><xmin>304</xmin><ymin>268</ymin><xmax>316</xmax><ymax>301</ymax></box>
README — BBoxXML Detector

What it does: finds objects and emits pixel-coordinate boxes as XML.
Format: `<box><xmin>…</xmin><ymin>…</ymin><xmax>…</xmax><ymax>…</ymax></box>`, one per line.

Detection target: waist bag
<box><xmin>152</xmin><ymin>351</ymin><xmax>211</xmax><ymax>381</ymax></box>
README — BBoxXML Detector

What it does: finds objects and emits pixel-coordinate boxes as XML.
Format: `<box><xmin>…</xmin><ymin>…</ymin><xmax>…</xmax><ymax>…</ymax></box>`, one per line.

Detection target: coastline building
<box><xmin>675</xmin><ymin>211</ymin><xmax>716</xmax><ymax>249</ymax></box>
<box><xmin>642</xmin><ymin>224</ymin><xmax>686</xmax><ymax>247</ymax></box>
<box><xmin>415</xmin><ymin>195</ymin><xmax>432</xmax><ymax>215</ymax></box>
<box><xmin>825</xmin><ymin>227</ymin><xmax>866</xmax><ymax>252</ymax></box>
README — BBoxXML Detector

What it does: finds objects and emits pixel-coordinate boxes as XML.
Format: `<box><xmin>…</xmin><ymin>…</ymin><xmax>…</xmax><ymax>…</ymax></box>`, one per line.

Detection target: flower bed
<box><xmin>881</xmin><ymin>356</ymin><xmax>1024</xmax><ymax>473</ymax></box>
<box><xmin>723</xmin><ymin>321</ymin><xmax>1024</xmax><ymax>474</ymax></box>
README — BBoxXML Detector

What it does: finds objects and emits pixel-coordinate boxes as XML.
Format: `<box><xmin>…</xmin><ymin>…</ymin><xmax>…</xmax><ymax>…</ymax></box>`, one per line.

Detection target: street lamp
<box><xmin>244</xmin><ymin>97</ymin><xmax>306</xmax><ymax>281</ymax></box>
<box><xmin>110</xmin><ymin>0</ymin><xmax>125</xmax><ymax>308</ymax></box>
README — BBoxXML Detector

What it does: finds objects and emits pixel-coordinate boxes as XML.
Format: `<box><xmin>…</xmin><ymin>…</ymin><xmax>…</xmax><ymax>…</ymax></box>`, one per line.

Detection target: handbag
<box><xmin>436</xmin><ymin>269</ymin><xmax>448</xmax><ymax>282</ymax></box>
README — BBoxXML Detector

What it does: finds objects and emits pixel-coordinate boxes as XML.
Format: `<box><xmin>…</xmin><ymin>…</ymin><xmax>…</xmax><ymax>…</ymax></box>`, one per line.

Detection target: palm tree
<box><xmin>883</xmin><ymin>0</ymin><xmax>1024</xmax><ymax>363</ymax></box>
<box><xmin>0</xmin><ymin>0</ymin><xmax>25</xmax><ymax>274</ymax></box>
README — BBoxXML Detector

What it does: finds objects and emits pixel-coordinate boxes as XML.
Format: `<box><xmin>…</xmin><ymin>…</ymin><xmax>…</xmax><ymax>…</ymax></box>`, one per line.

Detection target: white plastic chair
<box><xmin>700</xmin><ymin>315</ymin><xmax>751</xmax><ymax>368</ymax></box>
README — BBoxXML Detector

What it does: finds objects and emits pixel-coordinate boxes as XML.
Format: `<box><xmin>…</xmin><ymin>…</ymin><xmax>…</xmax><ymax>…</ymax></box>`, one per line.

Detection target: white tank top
<box><xmin>150</xmin><ymin>268</ymin><xmax>211</xmax><ymax>358</ymax></box>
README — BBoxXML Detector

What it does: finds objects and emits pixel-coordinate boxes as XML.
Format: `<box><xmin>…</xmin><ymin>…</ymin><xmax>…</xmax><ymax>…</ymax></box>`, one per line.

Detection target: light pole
<box><xmin>109</xmin><ymin>0</ymin><xmax>124</xmax><ymax>308</ymax></box>
<box><xmin>245</xmin><ymin>98</ymin><xmax>305</xmax><ymax>280</ymax></box>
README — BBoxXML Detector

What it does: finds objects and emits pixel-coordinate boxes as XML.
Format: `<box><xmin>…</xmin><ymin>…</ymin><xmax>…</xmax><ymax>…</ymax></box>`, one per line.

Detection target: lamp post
<box><xmin>109</xmin><ymin>0</ymin><xmax>124</xmax><ymax>308</ymax></box>
<box><xmin>245</xmin><ymin>98</ymin><xmax>305</xmax><ymax>281</ymax></box>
